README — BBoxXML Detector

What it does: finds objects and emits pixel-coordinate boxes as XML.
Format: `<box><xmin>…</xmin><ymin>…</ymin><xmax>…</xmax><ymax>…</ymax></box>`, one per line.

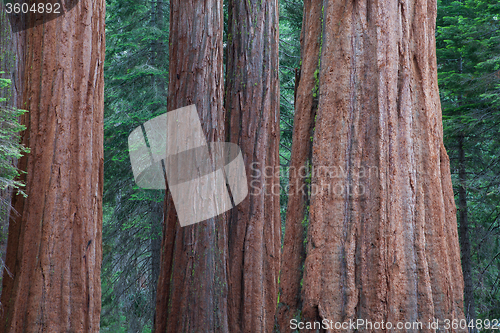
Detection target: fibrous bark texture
<box><xmin>276</xmin><ymin>0</ymin><xmax>321</xmax><ymax>329</ymax></box>
<box><xmin>0</xmin><ymin>0</ymin><xmax>105</xmax><ymax>331</ymax></box>
<box><xmin>225</xmin><ymin>0</ymin><xmax>280</xmax><ymax>332</ymax></box>
<box><xmin>153</xmin><ymin>1</ymin><xmax>229</xmax><ymax>332</ymax></box>
<box><xmin>279</xmin><ymin>0</ymin><xmax>466</xmax><ymax>331</ymax></box>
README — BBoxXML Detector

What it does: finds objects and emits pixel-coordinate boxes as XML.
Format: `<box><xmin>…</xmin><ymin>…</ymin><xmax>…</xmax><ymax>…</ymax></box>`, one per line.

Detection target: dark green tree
<box><xmin>437</xmin><ymin>0</ymin><xmax>500</xmax><ymax>322</ymax></box>
<box><xmin>0</xmin><ymin>4</ymin><xmax>27</xmax><ymax>294</ymax></box>
<box><xmin>101</xmin><ymin>0</ymin><xmax>168</xmax><ymax>331</ymax></box>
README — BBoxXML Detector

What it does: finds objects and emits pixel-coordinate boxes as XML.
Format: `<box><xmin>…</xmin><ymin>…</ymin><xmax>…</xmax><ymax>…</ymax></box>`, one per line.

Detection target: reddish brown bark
<box><xmin>276</xmin><ymin>0</ymin><xmax>322</xmax><ymax>330</ymax></box>
<box><xmin>224</xmin><ymin>0</ymin><xmax>280</xmax><ymax>332</ymax></box>
<box><xmin>153</xmin><ymin>1</ymin><xmax>229</xmax><ymax>332</ymax></box>
<box><xmin>0</xmin><ymin>0</ymin><xmax>105</xmax><ymax>331</ymax></box>
<box><xmin>279</xmin><ymin>0</ymin><xmax>466</xmax><ymax>331</ymax></box>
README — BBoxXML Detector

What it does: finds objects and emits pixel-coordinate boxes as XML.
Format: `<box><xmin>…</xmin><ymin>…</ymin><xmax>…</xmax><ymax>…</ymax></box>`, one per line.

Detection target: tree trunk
<box><xmin>279</xmin><ymin>0</ymin><xmax>466</xmax><ymax>331</ymax></box>
<box><xmin>224</xmin><ymin>0</ymin><xmax>280</xmax><ymax>332</ymax></box>
<box><xmin>153</xmin><ymin>1</ymin><xmax>229</xmax><ymax>332</ymax></box>
<box><xmin>276</xmin><ymin>0</ymin><xmax>321</xmax><ymax>329</ymax></box>
<box><xmin>0</xmin><ymin>0</ymin><xmax>105</xmax><ymax>331</ymax></box>
<box><xmin>457</xmin><ymin>134</ymin><xmax>476</xmax><ymax>331</ymax></box>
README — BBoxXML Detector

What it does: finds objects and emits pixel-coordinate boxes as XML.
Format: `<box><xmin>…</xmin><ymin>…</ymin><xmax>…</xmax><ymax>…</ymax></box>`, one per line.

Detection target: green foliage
<box><xmin>279</xmin><ymin>0</ymin><xmax>303</xmax><ymax>235</ymax></box>
<box><xmin>101</xmin><ymin>0</ymin><xmax>168</xmax><ymax>330</ymax></box>
<box><xmin>0</xmin><ymin>73</ymin><xmax>28</xmax><ymax>195</ymax></box>
<box><xmin>437</xmin><ymin>0</ymin><xmax>500</xmax><ymax>319</ymax></box>
<box><xmin>98</xmin><ymin>0</ymin><xmax>500</xmax><ymax>327</ymax></box>
<box><xmin>0</xmin><ymin>71</ymin><xmax>28</xmax><ymax>288</ymax></box>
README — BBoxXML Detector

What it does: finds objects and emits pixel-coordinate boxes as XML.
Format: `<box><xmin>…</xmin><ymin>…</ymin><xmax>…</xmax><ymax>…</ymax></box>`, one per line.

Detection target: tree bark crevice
<box><xmin>279</xmin><ymin>0</ymin><xmax>466</xmax><ymax>330</ymax></box>
<box><xmin>0</xmin><ymin>1</ymin><xmax>105</xmax><ymax>331</ymax></box>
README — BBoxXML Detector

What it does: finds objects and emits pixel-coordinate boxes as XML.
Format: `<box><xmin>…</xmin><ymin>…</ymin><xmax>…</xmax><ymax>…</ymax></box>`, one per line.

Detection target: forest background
<box><xmin>0</xmin><ymin>0</ymin><xmax>499</xmax><ymax>332</ymax></box>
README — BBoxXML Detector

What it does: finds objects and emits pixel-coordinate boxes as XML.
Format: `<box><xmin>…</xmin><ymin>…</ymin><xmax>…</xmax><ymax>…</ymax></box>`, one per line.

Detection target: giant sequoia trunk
<box><xmin>225</xmin><ymin>0</ymin><xmax>280</xmax><ymax>332</ymax></box>
<box><xmin>153</xmin><ymin>1</ymin><xmax>229</xmax><ymax>332</ymax></box>
<box><xmin>277</xmin><ymin>0</ymin><xmax>321</xmax><ymax>328</ymax></box>
<box><xmin>278</xmin><ymin>0</ymin><xmax>466</xmax><ymax>331</ymax></box>
<box><xmin>0</xmin><ymin>0</ymin><xmax>105</xmax><ymax>331</ymax></box>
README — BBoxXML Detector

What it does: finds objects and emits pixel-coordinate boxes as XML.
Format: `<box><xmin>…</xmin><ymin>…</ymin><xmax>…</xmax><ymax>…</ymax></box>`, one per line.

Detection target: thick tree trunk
<box><xmin>279</xmin><ymin>0</ymin><xmax>466</xmax><ymax>331</ymax></box>
<box><xmin>153</xmin><ymin>1</ymin><xmax>229</xmax><ymax>332</ymax></box>
<box><xmin>457</xmin><ymin>134</ymin><xmax>476</xmax><ymax>330</ymax></box>
<box><xmin>276</xmin><ymin>0</ymin><xmax>321</xmax><ymax>329</ymax></box>
<box><xmin>0</xmin><ymin>0</ymin><xmax>105</xmax><ymax>331</ymax></box>
<box><xmin>225</xmin><ymin>0</ymin><xmax>280</xmax><ymax>332</ymax></box>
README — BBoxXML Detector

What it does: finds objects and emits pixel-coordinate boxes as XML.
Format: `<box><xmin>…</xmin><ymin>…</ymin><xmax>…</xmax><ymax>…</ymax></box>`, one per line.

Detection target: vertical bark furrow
<box><xmin>154</xmin><ymin>1</ymin><xmax>229</xmax><ymax>332</ymax></box>
<box><xmin>0</xmin><ymin>1</ymin><xmax>105</xmax><ymax>331</ymax></box>
<box><xmin>281</xmin><ymin>0</ymin><xmax>466</xmax><ymax>331</ymax></box>
<box><xmin>225</xmin><ymin>0</ymin><xmax>280</xmax><ymax>332</ymax></box>
<box><xmin>276</xmin><ymin>0</ymin><xmax>322</xmax><ymax>329</ymax></box>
